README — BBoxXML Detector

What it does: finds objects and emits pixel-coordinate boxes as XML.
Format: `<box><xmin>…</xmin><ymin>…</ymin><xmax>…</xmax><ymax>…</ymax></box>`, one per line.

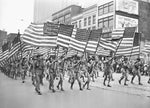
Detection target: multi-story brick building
<box><xmin>52</xmin><ymin>5</ymin><xmax>83</xmax><ymax>25</ymax></box>
<box><xmin>97</xmin><ymin>0</ymin><xmax>139</xmax><ymax>38</ymax></box>
<box><xmin>52</xmin><ymin>0</ymin><xmax>150</xmax><ymax>43</ymax></box>
<box><xmin>71</xmin><ymin>4</ymin><xmax>97</xmax><ymax>30</ymax></box>
<box><xmin>0</xmin><ymin>30</ymin><xmax>7</xmax><ymax>47</ymax></box>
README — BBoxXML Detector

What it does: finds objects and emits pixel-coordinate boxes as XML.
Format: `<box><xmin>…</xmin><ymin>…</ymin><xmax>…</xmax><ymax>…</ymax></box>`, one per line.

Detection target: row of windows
<box><xmin>84</xmin><ymin>15</ymin><xmax>96</xmax><ymax>27</ymax></box>
<box><xmin>72</xmin><ymin>15</ymin><xmax>96</xmax><ymax>29</ymax></box>
<box><xmin>72</xmin><ymin>20</ymin><xmax>82</xmax><ymax>28</ymax></box>
<box><xmin>98</xmin><ymin>16</ymin><xmax>113</xmax><ymax>29</ymax></box>
<box><xmin>98</xmin><ymin>1</ymin><xmax>113</xmax><ymax>16</ymax></box>
<box><xmin>72</xmin><ymin>21</ymin><xmax>96</xmax><ymax>30</ymax></box>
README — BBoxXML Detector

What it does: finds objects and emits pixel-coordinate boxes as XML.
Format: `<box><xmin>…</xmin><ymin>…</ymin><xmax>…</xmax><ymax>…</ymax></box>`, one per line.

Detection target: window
<box><xmin>98</xmin><ymin>19</ymin><xmax>103</xmax><ymax>28</ymax></box>
<box><xmin>84</xmin><ymin>18</ymin><xmax>87</xmax><ymax>26</ymax></box>
<box><xmin>98</xmin><ymin>6</ymin><xmax>103</xmax><ymax>16</ymax></box>
<box><xmin>88</xmin><ymin>17</ymin><xmax>91</xmax><ymax>25</ymax></box>
<box><xmin>108</xmin><ymin>2</ymin><xmax>113</xmax><ymax>12</ymax></box>
<box><xmin>79</xmin><ymin>20</ymin><xmax>81</xmax><ymax>28</ymax></box>
<box><xmin>72</xmin><ymin>22</ymin><xmax>77</xmax><ymax>28</ymax></box>
<box><xmin>103</xmin><ymin>17</ymin><xmax>109</xmax><ymax>28</ymax></box>
<box><xmin>98</xmin><ymin>16</ymin><xmax>113</xmax><ymax>29</ymax></box>
<box><xmin>98</xmin><ymin>1</ymin><xmax>113</xmax><ymax>16</ymax></box>
<box><xmin>103</xmin><ymin>4</ymin><xmax>109</xmax><ymax>14</ymax></box>
<box><xmin>108</xmin><ymin>16</ymin><xmax>113</xmax><ymax>28</ymax></box>
<box><xmin>93</xmin><ymin>15</ymin><xmax>96</xmax><ymax>24</ymax></box>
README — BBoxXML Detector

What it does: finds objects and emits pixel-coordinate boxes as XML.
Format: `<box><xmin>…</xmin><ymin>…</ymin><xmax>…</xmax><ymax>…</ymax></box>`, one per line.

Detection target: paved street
<box><xmin>0</xmin><ymin>71</ymin><xmax>150</xmax><ymax>108</ymax></box>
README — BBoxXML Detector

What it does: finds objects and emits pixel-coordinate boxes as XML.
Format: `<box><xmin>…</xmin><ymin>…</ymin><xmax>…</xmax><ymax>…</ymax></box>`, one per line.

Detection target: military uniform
<box><xmin>70</xmin><ymin>60</ymin><xmax>83</xmax><ymax>90</ymax></box>
<box><xmin>56</xmin><ymin>59</ymin><xmax>65</xmax><ymax>91</ymax></box>
<box><xmin>21</xmin><ymin>58</ymin><xmax>28</xmax><ymax>83</ymax></box>
<box><xmin>131</xmin><ymin>58</ymin><xmax>142</xmax><ymax>85</ymax></box>
<box><xmin>47</xmin><ymin>59</ymin><xmax>56</xmax><ymax>92</ymax></box>
<box><xmin>119</xmin><ymin>58</ymin><xmax>129</xmax><ymax>85</ymax></box>
<box><xmin>103</xmin><ymin>59</ymin><xmax>112</xmax><ymax>87</ymax></box>
<box><xmin>82</xmin><ymin>61</ymin><xmax>91</xmax><ymax>90</ymax></box>
<box><xmin>34</xmin><ymin>56</ymin><xmax>44</xmax><ymax>95</ymax></box>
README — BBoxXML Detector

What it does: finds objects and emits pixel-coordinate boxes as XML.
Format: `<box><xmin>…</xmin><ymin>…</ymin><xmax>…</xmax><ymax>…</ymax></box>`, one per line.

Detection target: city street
<box><xmin>0</xmin><ymin>71</ymin><xmax>150</xmax><ymax>108</ymax></box>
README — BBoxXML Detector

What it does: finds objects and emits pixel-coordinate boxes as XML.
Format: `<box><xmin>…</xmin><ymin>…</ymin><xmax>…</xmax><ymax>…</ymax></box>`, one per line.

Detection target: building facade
<box><xmin>52</xmin><ymin>0</ymin><xmax>150</xmax><ymax>42</ymax></box>
<box><xmin>52</xmin><ymin>5</ymin><xmax>83</xmax><ymax>25</ymax></box>
<box><xmin>71</xmin><ymin>4</ymin><xmax>97</xmax><ymax>30</ymax></box>
<box><xmin>0</xmin><ymin>30</ymin><xmax>7</xmax><ymax>47</ymax></box>
<box><xmin>97</xmin><ymin>0</ymin><xmax>139</xmax><ymax>38</ymax></box>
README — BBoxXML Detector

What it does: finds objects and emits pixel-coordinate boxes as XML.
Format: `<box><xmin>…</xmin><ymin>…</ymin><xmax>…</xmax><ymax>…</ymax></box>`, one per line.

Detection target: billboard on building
<box><xmin>116</xmin><ymin>0</ymin><xmax>139</xmax><ymax>15</ymax></box>
<box><xmin>115</xmin><ymin>15</ymin><xmax>138</xmax><ymax>30</ymax></box>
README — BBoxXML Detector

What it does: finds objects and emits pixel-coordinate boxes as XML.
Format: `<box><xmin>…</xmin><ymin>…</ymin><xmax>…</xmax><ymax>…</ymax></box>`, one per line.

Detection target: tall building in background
<box><xmin>0</xmin><ymin>30</ymin><xmax>7</xmax><ymax>47</ymax></box>
<box><xmin>71</xmin><ymin>4</ymin><xmax>97</xmax><ymax>30</ymax></box>
<box><xmin>52</xmin><ymin>5</ymin><xmax>83</xmax><ymax>24</ymax></box>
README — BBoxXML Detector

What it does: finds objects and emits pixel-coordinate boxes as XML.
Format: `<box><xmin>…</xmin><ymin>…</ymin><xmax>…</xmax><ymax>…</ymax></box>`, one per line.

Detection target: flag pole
<box><xmin>110</xmin><ymin>38</ymin><xmax>123</xmax><ymax>61</ymax></box>
<box><xmin>94</xmin><ymin>31</ymin><xmax>102</xmax><ymax>56</ymax></box>
<box><xmin>83</xmin><ymin>30</ymin><xmax>92</xmax><ymax>60</ymax></box>
<box><xmin>18</xmin><ymin>30</ymin><xmax>23</xmax><ymax>61</ymax></box>
<box><xmin>138</xmin><ymin>32</ymin><xmax>142</xmax><ymax>58</ymax></box>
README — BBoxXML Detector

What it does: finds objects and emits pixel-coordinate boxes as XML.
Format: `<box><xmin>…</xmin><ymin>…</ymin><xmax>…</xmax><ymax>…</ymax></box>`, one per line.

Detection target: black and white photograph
<box><xmin>0</xmin><ymin>0</ymin><xmax>150</xmax><ymax>108</ymax></box>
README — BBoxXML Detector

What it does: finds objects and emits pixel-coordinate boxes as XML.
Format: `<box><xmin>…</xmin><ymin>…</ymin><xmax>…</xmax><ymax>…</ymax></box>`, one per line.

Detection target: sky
<box><xmin>0</xmin><ymin>0</ymin><xmax>99</xmax><ymax>34</ymax></box>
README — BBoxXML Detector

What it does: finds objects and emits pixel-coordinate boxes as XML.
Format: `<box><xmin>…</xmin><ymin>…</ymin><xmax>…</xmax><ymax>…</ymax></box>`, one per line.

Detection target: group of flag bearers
<box><xmin>0</xmin><ymin>22</ymin><xmax>150</xmax><ymax>95</ymax></box>
<box><xmin>0</xmin><ymin>52</ymin><xmax>150</xmax><ymax>95</ymax></box>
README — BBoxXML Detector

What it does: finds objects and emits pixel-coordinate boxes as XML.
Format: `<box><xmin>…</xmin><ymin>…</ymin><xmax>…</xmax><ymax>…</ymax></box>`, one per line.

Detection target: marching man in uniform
<box><xmin>131</xmin><ymin>58</ymin><xmax>143</xmax><ymax>85</ymax></box>
<box><xmin>119</xmin><ymin>57</ymin><xmax>129</xmax><ymax>86</ymax></box>
<box><xmin>34</xmin><ymin>55</ymin><xmax>44</xmax><ymax>95</ymax></box>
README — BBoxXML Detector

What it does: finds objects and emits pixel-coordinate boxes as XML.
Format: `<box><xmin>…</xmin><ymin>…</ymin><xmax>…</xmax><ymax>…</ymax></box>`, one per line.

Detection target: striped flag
<box><xmin>21</xmin><ymin>42</ymin><xmax>36</xmax><ymax>52</ymax></box>
<box><xmin>0</xmin><ymin>48</ymin><xmax>3</xmax><ymax>66</ymax></box>
<box><xmin>66</xmin><ymin>48</ymin><xmax>77</xmax><ymax>58</ymax></box>
<box><xmin>111</xmin><ymin>28</ymin><xmax>124</xmax><ymax>40</ymax></box>
<box><xmin>86</xmin><ymin>29</ymin><xmax>102</xmax><ymax>54</ymax></box>
<box><xmin>69</xmin><ymin>28</ymin><xmax>90</xmax><ymax>52</ymax></box>
<box><xmin>57</xmin><ymin>47</ymin><xmax>66</xmax><ymax>58</ymax></box>
<box><xmin>7</xmin><ymin>42</ymin><xmax>20</xmax><ymax>61</ymax></box>
<box><xmin>115</xmin><ymin>27</ymin><xmax>136</xmax><ymax>56</ymax></box>
<box><xmin>142</xmin><ymin>41</ymin><xmax>150</xmax><ymax>54</ymax></box>
<box><xmin>57</xmin><ymin>24</ymin><xmax>74</xmax><ymax>48</ymax></box>
<box><xmin>96</xmin><ymin>46</ymin><xmax>110</xmax><ymax>56</ymax></box>
<box><xmin>21</xmin><ymin>23</ymin><xmax>58</xmax><ymax>47</ymax></box>
<box><xmin>0</xmin><ymin>42</ymin><xmax>9</xmax><ymax>66</ymax></box>
<box><xmin>131</xmin><ymin>33</ymin><xmax>140</xmax><ymax>56</ymax></box>
<box><xmin>99</xmin><ymin>38</ymin><xmax>119</xmax><ymax>52</ymax></box>
<box><xmin>32</xmin><ymin>47</ymin><xmax>51</xmax><ymax>56</ymax></box>
<box><xmin>7</xmin><ymin>33</ymin><xmax>21</xmax><ymax>61</ymax></box>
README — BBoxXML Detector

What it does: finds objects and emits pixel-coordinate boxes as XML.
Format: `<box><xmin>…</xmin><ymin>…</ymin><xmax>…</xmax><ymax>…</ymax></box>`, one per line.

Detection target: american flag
<box><xmin>21</xmin><ymin>43</ymin><xmax>35</xmax><ymax>52</ymax></box>
<box><xmin>111</xmin><ymin>28</ymin><xmax>124</xmax><ymax>40</ymax></box>
<box><xmin>131</xmin><ymin>33</ymin><xmax>140</xmax><ymax>56</ymax></box>
<box><xmin>57</xmin><ymin>24</ymin><xmax>74</xmax><ymax>48</ymax></box>
<box><xmin>32</xmin><ymin>47</ymin><xmax>52</xmax><ymax>56</ymax></box>
<box><xmin>69</xmin><ymin>28</ymin><xmax>90</xmax><ymax>52</ymax></box>
<box><xmin>21</xmin><ymin>23</ymin><xmax>58</xmax><ymax>47</ymax></box>
<box><xmin>0</xmin><ymin>48</ymin><xmax>4</xmax><ymax>66</ymax></box>
<box><xmin>7</xmin><ymin>42</ymin><xmax>20</xmax><ymax>61</ymax></box>
<box><xmin>86</xmin><ymin>29</ymin><xmax>102</xmax><ymax>54</ymax></box>
<box><xmin>57</xmin><ymin>46</ymin><xmax>67</xmax><ymax>58</ymax></box>
<box><xmin>96</xmin><ymin>46</ymin><xmax>110</xmax><ymax>56</ymax></box>
<box><xmin>115</xmin><ymin>27</ymin><xmax>136</xmax><ymax>56</ymax></box>
<box><xmin>0</xmin><ymin>42</ymin><xmax>9</xmax><ymax>66</ymax></box>
<box><xmin>142</xmin><ymin>42</ymin><xmax>150</xmax><ymax>54</ymax></box>
<box><xmin>7</xmin><ymin>34</ymin><xmax>21</xmax><ymax>61</ymax></box>
<box><xmin>66</xmin><ymin>48</ymin><xmax>77</xmax><ymax>58</ymax></box>
<box><xmin>99</xmin><ymin>38</ymin><xmax>119</xmax><ymax>52</ymax></box>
